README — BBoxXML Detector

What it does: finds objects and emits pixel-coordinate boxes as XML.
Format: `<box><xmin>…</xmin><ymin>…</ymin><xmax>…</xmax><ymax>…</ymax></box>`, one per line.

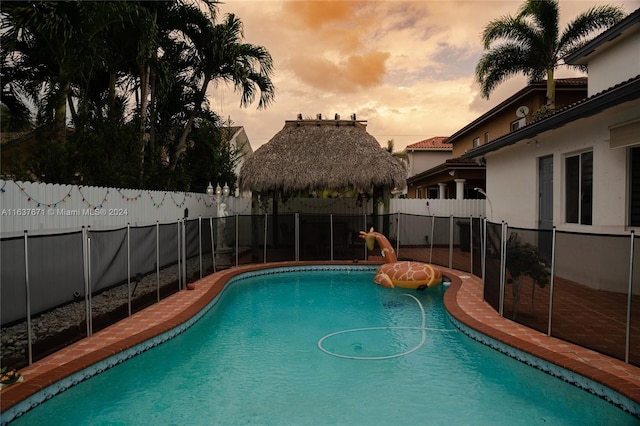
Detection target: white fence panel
<box><xmin>1</xmin><ymin>180</ymin><xmax>484</xmax><ymax>236</ymax></box>
<box><xmin>0</xmin><ymin>180</ymin><xmax>251</xmax><ymax>236</ymax></box>
<box><xmin>277</xmin><ymin>198</ymin><xmax>372</xmax><ymax>216</ymax></box>
<box><xmin>389</xmin><ymin>198</ymin><xmax>485</xmax><ymax>218</ymax></box>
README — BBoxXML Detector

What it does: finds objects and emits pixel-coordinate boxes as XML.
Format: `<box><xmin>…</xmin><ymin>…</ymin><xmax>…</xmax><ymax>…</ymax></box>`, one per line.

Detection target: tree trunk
<box><xmin>546</xmin><ymin>68</ymin><xmax>556</xmax><ymax>110</ymax></box>
<box><xmin>138</xmin><ymin>64</ymin><xmax>151</xmax><ymax>184</ymax></box>
<box><xmin>169</xmin><ymin>77</ymin><xmax>210</xmax><ymax>176</ymax></box>
<box><xmin>54</xmin><ymin>80</ymin><xmax>70</xmax><ymax>145</ymax></box>
<box><xmin>149</xmin><ymin>68</ymin><xmax>157</xmax><ymax>169</ymax></box>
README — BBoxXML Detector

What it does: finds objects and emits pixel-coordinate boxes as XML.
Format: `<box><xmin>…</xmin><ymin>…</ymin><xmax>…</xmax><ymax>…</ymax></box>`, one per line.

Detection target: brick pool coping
<box><xmin>2</xmin><ymin>261</ymin><xmax>640</xmax><ymax>420</ymax></box>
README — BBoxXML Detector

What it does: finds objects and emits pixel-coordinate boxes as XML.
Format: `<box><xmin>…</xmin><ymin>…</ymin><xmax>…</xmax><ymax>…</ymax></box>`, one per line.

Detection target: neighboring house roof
<box><xmin>407</xmin><ymin>157</ymin><xmax>482</xmax><ymax>185</ymax></box>
<box><xmin>461</xmin><ymin>10</ymin><xmax>640</xmax><ymax>160</ymax></box>
<box><xmin>447</xmin><ymin>78</ymin><xmax>587</xmax><ymax>143</ymax></box>
<box><xmin>564</xmin><ymin>8</ymin><xmax>640</xmax><ymax>65</ymax></box>
<box><xmin>461</xmin><ymin>75</ymin><xmax>640</xmax><ymax>159</ymax></box>
<box><xmin>405</xmin><ymin>136</ymin><xmax>451</xmax><ymax>151</ymax></box>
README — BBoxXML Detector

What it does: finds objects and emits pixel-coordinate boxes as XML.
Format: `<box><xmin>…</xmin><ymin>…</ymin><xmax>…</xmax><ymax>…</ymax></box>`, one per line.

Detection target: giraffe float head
<box><xmin>359</xmin><ymin>227</ymin><xmax>397</xmax><ymax>263</ymax></box>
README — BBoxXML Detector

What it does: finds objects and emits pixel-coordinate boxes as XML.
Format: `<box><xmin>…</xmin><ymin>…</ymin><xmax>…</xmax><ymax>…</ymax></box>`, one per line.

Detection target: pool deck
<box><xmin>2</xmin><ymin>261</ymin><xmax>640</xmax><ymax>420</ymax></box>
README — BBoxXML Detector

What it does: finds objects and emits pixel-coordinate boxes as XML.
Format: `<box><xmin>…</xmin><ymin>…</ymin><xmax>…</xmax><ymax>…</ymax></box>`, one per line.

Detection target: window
<box><xmin>484</xmin><ymin>132</ymin><xmax>489</xmax><ymax>144</ymax></box>
<box><xmin>565</xmin><ymin>151</ymin><xmax>592</xmax><ymax>225</ymax></box>
<box><xmin>511</xmin><ymin>118</ymin><xmax>525</xmax><ymax>132</ymax></box>
<box><xmin>473</xmin><ymin>137</ymin><xmax>480</xmax><ymax>148</ymax></box>
<box><xmin>416</xmin><ymin>187</ymin><xmax>424</xmax><ymax>199</ymax></box>
<box><xmin>428</xmin><ymin>188</ymin><xmax>439</xmax><ymax>199</ymax></box>
<box><xmin>630</xmin><ymin>147</ymin><xmax>640</xmax><ymax>226</ymax></box>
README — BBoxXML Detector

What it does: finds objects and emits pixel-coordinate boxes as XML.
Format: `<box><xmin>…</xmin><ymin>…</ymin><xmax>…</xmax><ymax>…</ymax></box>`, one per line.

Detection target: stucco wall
<box><xmin>486</xmin><ymin>102</ymin><xmax>638</xmax><ymax>234</ymax></box>
<box><xmin>485</xmin><ymin>101</ymin><xmax>640</xmax><ymax>291</ymax></box>
<box><xmin>587</xmin><ymin>34</ymin><xmax>640</xmax><ymax>96</ymax></box>
<box><xmin>407</xmin><ymin>150</ymin><xmax>451</xmax><ymax>177</ymax></box>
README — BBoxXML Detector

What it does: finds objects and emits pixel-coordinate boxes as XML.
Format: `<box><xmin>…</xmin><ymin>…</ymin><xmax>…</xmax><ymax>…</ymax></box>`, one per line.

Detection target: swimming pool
<box><xmin>7</xmin><ymin>267</ymin><xmax>639</xmax><ymax>425</ymax></box>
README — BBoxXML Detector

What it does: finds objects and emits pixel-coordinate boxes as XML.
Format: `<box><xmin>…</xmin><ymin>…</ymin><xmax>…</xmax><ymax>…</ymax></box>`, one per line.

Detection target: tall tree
<box><xmin>169</xmin><ymin>12</ymin><xmax>275</xmax><ymax>176</ymax></box>
<box><xmin>386</xmin><ymin>138</ymin><xmax>409</xmax><ymax>170</ymax></box>
<box><xmin>475</xmin><ymin>0</ymin><xmax>624</xmax><ymax>109</ymax></box>
<box><xmin>1</xmin><ymin>1</ymin><xmax>274</xmax><ymax>190</ymax></box>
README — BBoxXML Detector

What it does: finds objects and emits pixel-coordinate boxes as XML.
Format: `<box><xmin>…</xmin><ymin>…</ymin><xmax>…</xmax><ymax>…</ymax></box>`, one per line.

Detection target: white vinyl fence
<box><xmin>0</xmin><ymin>180</ymin><xmax>485</xmax><ymax>236</ymax></box>
<box><xmin>0</xmin><ymin>180</ymin><xmax>251</xmax><ymax>236</ymax></box>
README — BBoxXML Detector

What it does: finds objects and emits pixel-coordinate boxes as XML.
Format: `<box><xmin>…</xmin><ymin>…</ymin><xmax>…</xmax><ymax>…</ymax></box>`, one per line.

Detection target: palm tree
<box><xmin>386</xmin><ymin>139</ymin><xmax>409</xmax><ymax>172</ymax></box>
<box><xmin>168</xmin><ymin>12</ymin><xmax>275</xmax><ymax>175</ymax></box>
<box><xmin>475</xmin><ymin>0</ymin><xmax>624</xmax><ymax>109</ymax></box>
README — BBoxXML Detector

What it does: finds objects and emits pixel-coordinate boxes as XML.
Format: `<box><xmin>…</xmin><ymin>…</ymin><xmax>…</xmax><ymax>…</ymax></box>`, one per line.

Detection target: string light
<box><xmin>15</xmin><ymin>181</ymin><xmax>73</xmax><ymax>208</ymax></box>
<box><xmin>169</xmin><ymin>193</ymin><xmax>187</xmax><ymax>208</ymax></box>
<box><xmin>78</xmin><ymin>187</ymin><xmax>109</xmax><ymax>209</ymax></box>
<box><xmin>147</xmin><ymin>191</ymin><xmax>167</xmax><ymax>208</ymax></box>
<box><xmin>5</xmin><ymin>180</ymin><xmax>236</xmax><ymax>212</ymax></box>
<box><xmin>117</xmin><ymin>188</ymin><xmax>143</xmax><ymax>201</ymax></box>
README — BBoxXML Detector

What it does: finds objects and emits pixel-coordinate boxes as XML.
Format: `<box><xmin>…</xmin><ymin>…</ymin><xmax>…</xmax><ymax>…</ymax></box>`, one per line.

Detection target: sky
<box><xmin>213</xmin><ymin>0</ymin><xmax>639</xmax><ymax>152</ymax></box>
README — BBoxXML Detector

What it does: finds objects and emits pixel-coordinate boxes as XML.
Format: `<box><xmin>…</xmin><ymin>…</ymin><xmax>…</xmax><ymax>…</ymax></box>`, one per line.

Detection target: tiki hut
<box><xmin>239</xmin><ymin>116</ymin><xmax>407</xmax><ymax>194</ymax></box>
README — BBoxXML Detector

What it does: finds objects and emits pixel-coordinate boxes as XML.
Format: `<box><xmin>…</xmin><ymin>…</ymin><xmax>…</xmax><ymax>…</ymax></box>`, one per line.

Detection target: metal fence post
<box><xmin>198</xmin><ymin>216</ymin><xmax>203</xmax><ymax>280</ymax></box>
<box><xmin>481</xmin><ymin>217</ymin><xmax>486</xmax><ymax>299</ymax></box>
<box><xmin>214</xmin><ymin>217</ymin><xmax>216</xmax><ymax>274</ymax></box>
<box><xmin>396</xmin><ymin>212</ymin><xmax>400</xmax><ymax>258</ymax></box>
<box><xmin>87</xmin><ymin>227</ymin><xmax>93</xmax><ymax>335</ymax></box>
<box><xmin>499</xmin><ymin>222</ymin><xmax>508</xmax><ymax>317</ymax></box>
<box><xmin>625</xmin><ymin>230</ymin><xmax>635</xmax><ymax>363</ymax></box>
<box><xmin>127</xmin><ymin>223</ymin><xmax>131</xmax><ymax>317</ymax></box>
<box><xmin>82</xmin><ymin>226</ymin><xmax>92</xmax><ymax>335</ymax></box>
<box><xmin>547</xmin><ymin>226</ymin><xmax>556</xmax><ymax>336</ymax></box>
<box><xmin>469</xmin><ymin>215</ymin><xmax>474</xmax><ymax>275</ymax></box>
<box><xmin>235</xmin><ymin>214</ymin><xmax>239</xmax><ymax>267</ymax></box>
<box><xmin>363</xmin><ymin>213</ymin><xmax>368</xmax><ymax>260</ymax></box>
<box><xmin>295</xmin><ymin>213</ymin><xmax>300</xmax><ymax>261</ymax></box>
<box><xmin>23</xmin><ymin>231</ymin><xmax>33</xmax><ymax>365</ymax></box>
<box><xmin>177</xmin><ymin>219</ymin><xmax>181</xmax><ymax>290</ymax></box>
<box><xmin>449</xmin><ymin>215</ymin><xmax>454</xmax><ymax>269</ymax></box>
<box><xmin>429</xmin><ymin>215</ymin><xmax>435</xmax><ymax>264</ymax></box>
<box><xmin>156</xmin><ymin>222</ymin><xmax>160</xmax><ymax>302</ymax></box>
<box><xmin>263</xmin><ymin>213</ymin><xmax>268</xmax><ymax>263</ymax></box>
<box><xmin>182</xmin><ymin>219</ymin><xmax>187</xmax><ymax>288</ymax></box>
<box><xmin>330</xmin><ymin>214</ymin><xmax>334</xmax><ymax>261</ymax></box>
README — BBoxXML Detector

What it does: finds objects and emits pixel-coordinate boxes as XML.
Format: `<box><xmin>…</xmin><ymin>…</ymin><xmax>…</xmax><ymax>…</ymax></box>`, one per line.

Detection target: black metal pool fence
<box><xmin>1</xmin><ymin>213</ymin><xmax>639</xmax><ymax>370</ymax></box>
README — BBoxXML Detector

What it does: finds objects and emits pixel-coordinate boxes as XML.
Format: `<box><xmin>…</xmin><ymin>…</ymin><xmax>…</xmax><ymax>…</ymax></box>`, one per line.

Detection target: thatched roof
<box><xmin>239</xmin><ymin>119</ymin><xmax>407</xmax><ymax>193</ymax></box>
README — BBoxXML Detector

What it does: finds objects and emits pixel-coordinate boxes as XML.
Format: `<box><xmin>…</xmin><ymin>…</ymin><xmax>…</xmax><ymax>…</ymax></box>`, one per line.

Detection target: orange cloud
<box><xmin>290</xmin><ymin>50</ymin><xmax>390</xmax><ymax>93</ymax></box>
<box><xmin>284</xmin><ymin>1</ymin><xmax>358</xmax><ymax>29</ymax></box>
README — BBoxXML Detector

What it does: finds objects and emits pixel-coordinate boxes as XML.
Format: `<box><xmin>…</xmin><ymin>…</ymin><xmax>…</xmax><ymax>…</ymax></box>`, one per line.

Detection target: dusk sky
<box><xmin>215</xmin><ymin>0</ymin><xmax>639</xmax><ymax>152</ymax></box>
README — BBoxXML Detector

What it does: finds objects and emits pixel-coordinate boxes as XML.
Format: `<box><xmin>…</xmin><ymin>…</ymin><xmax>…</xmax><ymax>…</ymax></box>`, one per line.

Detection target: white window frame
<box><xmin>565</xmin><ymin>150</ymin><xmax>593</xmax><ymax>225</ymax></box>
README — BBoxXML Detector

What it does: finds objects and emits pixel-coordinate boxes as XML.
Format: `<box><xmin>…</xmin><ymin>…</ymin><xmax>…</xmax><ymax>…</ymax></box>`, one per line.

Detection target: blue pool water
<box><xmin>10</xmin><ymin>268</ymin><xmax>639</xmax><ymax>425</ymax></box>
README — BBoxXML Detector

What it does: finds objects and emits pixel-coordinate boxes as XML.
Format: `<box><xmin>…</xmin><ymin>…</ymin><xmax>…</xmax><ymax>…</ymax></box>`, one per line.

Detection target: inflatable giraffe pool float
<box><xmin>359</xmin><ymin>228</ymin><xmax>443</xmax><ymax>289</ymax></box>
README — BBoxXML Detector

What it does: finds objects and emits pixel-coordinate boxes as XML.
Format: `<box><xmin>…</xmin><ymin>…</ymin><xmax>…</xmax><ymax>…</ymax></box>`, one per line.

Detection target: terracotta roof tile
<box><xmin>406</xmin><ymin>136</ymin><xmax>450</xmax><ymax>150</ymax></box>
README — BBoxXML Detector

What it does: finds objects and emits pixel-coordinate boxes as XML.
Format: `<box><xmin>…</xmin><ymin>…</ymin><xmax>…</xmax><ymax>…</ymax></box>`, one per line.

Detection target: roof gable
<box><xmin>461</xmin><ymin>75</ymin><xmax>640</xmax><ymax>159</ymax></box>
<box><xmin>447</xmin><ymin>78</ymin><xmax>587</xmax><ymax>143</ymax></box>
<box><xmin>565</xmin><ymin>8</ymin><xmax>640</xmax><ymax>65</ymax></box>
<box><xmin>405</xmin><ymin>136</ymin><xmax>451</xmax><ymax>151</ymax></box>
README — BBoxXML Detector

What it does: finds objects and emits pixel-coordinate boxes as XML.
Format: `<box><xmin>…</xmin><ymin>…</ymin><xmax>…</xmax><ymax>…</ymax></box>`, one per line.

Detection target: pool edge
<box><xmin>441</xmin><ymin>268</ymin><xmax>640</xmax><ymax>417</ymax></box>
<box><xmin>2</xmin><ymin>261</ymin><xmax>640</xmax><ymax>423</ymax></box>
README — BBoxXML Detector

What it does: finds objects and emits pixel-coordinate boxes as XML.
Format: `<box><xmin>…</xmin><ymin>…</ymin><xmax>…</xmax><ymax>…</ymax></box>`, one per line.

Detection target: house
<box><xmin>460</xmin><ymin>8</ymin><xmax>640</xmax><ymax>234</ymax></box>
<box><xmin>451</xmin><ymin>77</ymin><xmax>588</xmax><ymax>159</ymax></box>
<box><xmin>407</xmin><ymin>78</ymin><xmax>587</xmax><ymax>200</ymax></box>
<box><xmin>404</xmin><ymin>136</ymin><xmax>451</xmax><ymax>177</ymax></box>
<box><xmin>406</xmin><ymin>157</ymin><xmax>484</xmax><ymax>199</ymax></box>
<box><xmin>404</xmin><ymin>136</ymin><xmax>463</xmax><ymax>199</ymax></box>
<box><xmin>460</xmin><ymin>9</ymin><xmax>640</xmax><ymax>292</ymax></box>
<box><xmin>220</xmin><ymin>126</ymin><xmax>253</xmax><ymax>197</ymax></box>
